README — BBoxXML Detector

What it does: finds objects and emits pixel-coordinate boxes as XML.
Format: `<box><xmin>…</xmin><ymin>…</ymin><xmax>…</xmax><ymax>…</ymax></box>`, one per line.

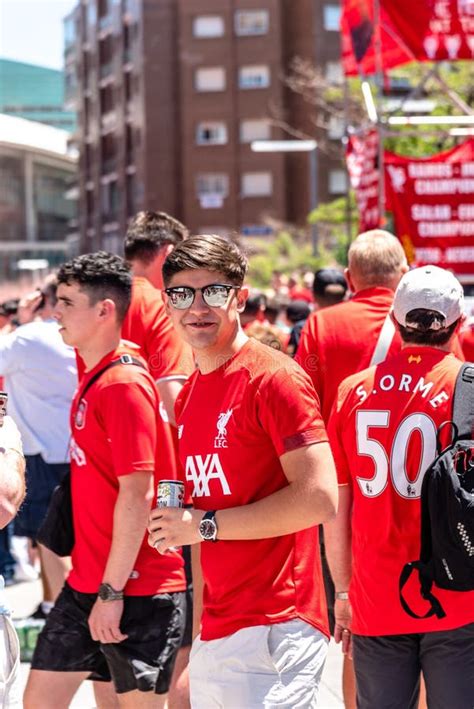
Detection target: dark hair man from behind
<box><xmin>57</xmin><ymin>251</ymin><xmax>132</xmax><ymax>324</ymax></box>
<box><xmin>313</xmin><ymin>268</ymin><xmax>347</xmax><ymax>309</ymax></box>
<box><xmin>124</xmin><ymin>211</ymin><xmax>188</xmax><ymax>266</ymax></box>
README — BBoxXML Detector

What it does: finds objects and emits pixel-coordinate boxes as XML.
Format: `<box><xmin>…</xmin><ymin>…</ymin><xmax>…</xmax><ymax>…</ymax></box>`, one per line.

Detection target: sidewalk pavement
<box><xmin>5</xmin><ymin>578</ymin><xmax>344</xmax><ymax>708</ymax></box>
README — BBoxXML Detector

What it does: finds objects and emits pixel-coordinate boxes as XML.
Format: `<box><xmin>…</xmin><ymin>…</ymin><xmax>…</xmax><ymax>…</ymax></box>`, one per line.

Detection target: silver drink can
<box><xmin>157</xmin><ymin>480</ymin><xmax>185</xmax><ymax>508</ymax></box>
<box><xmin>156</xmin><ymin>480</ymin><xmax>185</xmax><ymax>553</ymax></box>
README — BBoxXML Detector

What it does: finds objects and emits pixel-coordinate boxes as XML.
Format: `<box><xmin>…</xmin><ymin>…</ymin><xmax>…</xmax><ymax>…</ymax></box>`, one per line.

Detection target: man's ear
<box><xmin>236</xmin><ymin>286</ymin><xmax>249</xmax><ymax>313</ymax></box>
<box><xmin>344</xmin><ymin>268</ymin><xmax>355</xmax><ymax>294</ymax></box>
<box><xmin>98</xmin><ymin>298</ymin><xmax>116</xmax><ymax>320</ymax></box>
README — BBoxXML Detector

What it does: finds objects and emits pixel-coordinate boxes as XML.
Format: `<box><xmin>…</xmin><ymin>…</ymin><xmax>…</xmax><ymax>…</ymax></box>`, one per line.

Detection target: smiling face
<box><xmin>164</xmin><ymin>269</ymin><xmax>248</xmax><ymax>357</ymax></box>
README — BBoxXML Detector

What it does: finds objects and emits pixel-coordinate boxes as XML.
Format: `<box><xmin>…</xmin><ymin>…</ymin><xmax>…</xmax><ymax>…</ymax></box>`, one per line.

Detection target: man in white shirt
<box><xmin>0</xmin><ymin>278</ymin><xmax>77</xmax><ymax>617</ymax></box>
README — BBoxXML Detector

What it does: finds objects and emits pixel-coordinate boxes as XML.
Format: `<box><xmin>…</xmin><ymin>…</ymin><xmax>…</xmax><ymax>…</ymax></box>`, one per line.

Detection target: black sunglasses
<box><xmin>164</xmin><ymin>283</ymin><xmax>241</xmax><ymax>309</ymax></box>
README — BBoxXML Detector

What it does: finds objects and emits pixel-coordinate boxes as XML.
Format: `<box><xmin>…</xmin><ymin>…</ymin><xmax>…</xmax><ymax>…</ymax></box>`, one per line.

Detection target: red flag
<box><xmin>346</xmin><ymin>130</ymin><xmax>381</xmax><ymax>231</ymax></box>
<box><xmin>384</xmin><ymin>140</ymin><xmax>474</xmax><ymax>277</ymax></box>
<box><xmin>342</xmin><ymin>0</ymin><xmax>474</xmax><ymax>76</ymax></box>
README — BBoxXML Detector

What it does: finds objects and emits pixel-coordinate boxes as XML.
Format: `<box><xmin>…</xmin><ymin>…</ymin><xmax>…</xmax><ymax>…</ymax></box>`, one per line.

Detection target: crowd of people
<box><xmin>0</xmin><ymin>215</ymin><xmax>472</xmax><ymax>708</ymax></box>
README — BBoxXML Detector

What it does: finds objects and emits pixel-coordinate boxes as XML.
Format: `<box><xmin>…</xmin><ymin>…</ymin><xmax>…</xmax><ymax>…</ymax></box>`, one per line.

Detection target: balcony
<box><xmin>101</xmin><ymin>110</ymin><xmax>117</xmax><ymax>133</ymax></box>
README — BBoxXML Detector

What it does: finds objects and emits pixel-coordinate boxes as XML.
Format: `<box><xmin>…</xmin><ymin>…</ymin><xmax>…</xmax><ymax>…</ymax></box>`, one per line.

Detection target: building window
<box><xmin>196</xmin><ymin>174</ymin><xmax>229</xmax><ymax>208</ymax></box>
<box><xmin>240</xmin><ymin>119</ymin><xmax>271</xmax><ymax>143</ymax></box>
<box><xmin>34</xmin><ymin>164</ymin><xmax>75</xmax><ymax>241</ymax></box>
<box><xmin>239</xmin><ymin>65</ymin><xmax>270</xmax><ymax>90</ymax></box>
<box><xmin>329</xmin><ymin>169</ymin><xmax>348</xmax><ymax>194</ymax></box>
<box><xmin>325</xmin><ymin>61</ymin><xmax>343</xmax><ymax>85</ymax></box>
<box><xmin>195</xmin><ymin>67</ymin><xmax>226</xmax><ymax>92</ymax></box>
<box><xmin>323</xmin><ymin>5</ymin><xmax>341</xmax><ymax>31</ymax></box>
<box><xmin>196</xmin><ymin>121</ymin><xmax>228</xmax><ymax>145</ymax></box>
<box><xmin>193</xmin><ymin>15</ymin><xmax>225</xmax><ymax>38</ymax></box>
<box><xmin>242</xmin><ymin>172</ymin><xmax>273</xmax><ymax>197</ymax></box>
<box><xmin>235</xmin><ymin>10</ymin><xmax>269</xmax><ymax>36</ymax></box>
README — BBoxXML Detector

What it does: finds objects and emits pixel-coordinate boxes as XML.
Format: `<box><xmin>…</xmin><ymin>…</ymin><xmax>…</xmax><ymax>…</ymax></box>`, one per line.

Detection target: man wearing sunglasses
<box><xmin>148</xmin><ymin>234</ymin><xmax>338</xmax><ymax>708</ymax></box>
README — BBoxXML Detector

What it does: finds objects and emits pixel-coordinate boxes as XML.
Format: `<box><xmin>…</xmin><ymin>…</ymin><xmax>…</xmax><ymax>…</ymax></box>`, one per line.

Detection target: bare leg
<box><xmin>23</xmin><ymin>669</ymin><xmax>89</xmax><ymax>709</ymax></box>
<box><xmin>93</xmin><ymin>680</ymin><xmax>120</xmax><ymax>709</ymax></box>
<box><xmin>342</xmin><ymin>654</ymin><xmax>357</xmax><ymax>709</ymax></box>
<box><xmin>418</xmin><ymin>674</ymin><xmax>427</xmax><ymax>709</ymax></box>
<box><xmin>118</xmin><ymin>689</ymin><xmax>167</xmax><ymax>708</ymax></box>
<box><xmin>166</xmin><ymin>646</ymin><xmax>190</xmax><ymax>709</ymax></box>
<box><xmin>37</xmin><ymin>545</ymin><xmax>71</xmax><ymax>603</ymax></box>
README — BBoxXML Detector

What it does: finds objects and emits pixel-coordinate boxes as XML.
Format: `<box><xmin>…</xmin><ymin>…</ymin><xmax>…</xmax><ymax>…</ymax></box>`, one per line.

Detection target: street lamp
<box><xmin>250</xmin><ymin>139</ymin><xmax>319</xmax><ymax>255</ymax></box>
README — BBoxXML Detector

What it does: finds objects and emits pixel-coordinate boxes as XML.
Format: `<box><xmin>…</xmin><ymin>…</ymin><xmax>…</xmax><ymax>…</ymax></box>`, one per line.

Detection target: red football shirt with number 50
<box><xmin>329</xmin><ymin>346</ymin><xmax>474</xmax><ymax>636</ymax></box>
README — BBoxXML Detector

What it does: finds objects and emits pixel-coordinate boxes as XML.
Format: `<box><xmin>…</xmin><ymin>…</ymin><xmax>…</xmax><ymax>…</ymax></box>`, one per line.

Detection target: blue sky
<box><xmin>0</xmin><ymin>0</ymin><xmax>78</xmax><ymax>70</ymax></box>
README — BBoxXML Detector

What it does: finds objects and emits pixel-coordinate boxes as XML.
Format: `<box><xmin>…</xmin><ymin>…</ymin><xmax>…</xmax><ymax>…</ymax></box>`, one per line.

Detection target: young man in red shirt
<box><xmin>123</xmin><ymin>210</ymin><xmax>194</xmax><ymax>708</ymax></box>
<box><xmin>24</xmin><ymin>252</ymin><xmax>186</xmax><ymax>709</ymax></box>
<box><xmin>122</xmin><ymin>210</ymin><xmax>193</xmax><ymax>425</ymax></box>
<box><xmin>325</xmin><ymin>265</ymin><xmax>474</xmax><ymax>709</ymax></box>
<box><xmin>148</xmin><ymin>235</ymin><xmax>338</xmax><ymax>708</ymax></box>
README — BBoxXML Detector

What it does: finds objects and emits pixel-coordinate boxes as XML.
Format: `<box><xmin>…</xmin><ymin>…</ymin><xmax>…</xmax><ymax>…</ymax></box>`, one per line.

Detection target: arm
<box><xmin>148</xmin><ymin>441</ymin><xmax>338</xmax><ymax>550</ymax></box>
<box><xmin>156</xmin><ymin>377</ymin><xmax>186</xmax><ymax>427</ymax></box>
<box><xmin>323</xmin><ymin>483</ymin><xmax>353</xmax><ymax>655</ymax></box>
<box><xmin>88</xmin><ymin>471</ymin><xmax>154</xmax><ymax>644</ymax></box>
<box><xmin>0</xmin><ymin>416</ymin><xmax>26</xmax><ymax>528</ymax></box>
<box><xmin>191</xmin><ymin>544</ymin><xmax>203</xmax><ymax>641</ymax></box>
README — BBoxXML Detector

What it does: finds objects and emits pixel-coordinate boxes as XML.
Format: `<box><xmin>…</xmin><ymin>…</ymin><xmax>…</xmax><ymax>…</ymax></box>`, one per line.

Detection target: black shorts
<box><xmin>32</xmin><ymin>583</ymin><xmax>186</xmax><ymax>695</ymax></box>
<box><xmin>353</xmin><ymin>622</ymin><xmax>474</xmax><ymax>709</ymax></box>
<box><xmin>14</xmin><ymin>455</ymin><xmax>69</xmax><ymax>539</ymax></box>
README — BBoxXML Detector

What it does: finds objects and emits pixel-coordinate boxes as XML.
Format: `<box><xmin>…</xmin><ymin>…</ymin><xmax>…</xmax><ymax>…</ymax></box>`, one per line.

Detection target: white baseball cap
<box><xmin>393</xmin><ymin>265</ymin><xmax>464</xmax><ymax>329</ymax></box>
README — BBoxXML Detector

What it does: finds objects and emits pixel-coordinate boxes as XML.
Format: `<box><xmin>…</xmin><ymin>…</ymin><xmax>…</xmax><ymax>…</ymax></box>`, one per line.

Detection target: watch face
<box><xmin>199</xmin><ymin>518</ymin><xmax>217</xmax><ymax>541</ymax></box>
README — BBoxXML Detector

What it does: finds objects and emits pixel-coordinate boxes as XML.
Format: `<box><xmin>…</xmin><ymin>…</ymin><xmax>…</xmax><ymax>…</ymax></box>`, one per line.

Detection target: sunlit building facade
<box><xmin>65</xmin><ymin>0</ymin><xmax>345</xmax><ymax>251</ymax></box>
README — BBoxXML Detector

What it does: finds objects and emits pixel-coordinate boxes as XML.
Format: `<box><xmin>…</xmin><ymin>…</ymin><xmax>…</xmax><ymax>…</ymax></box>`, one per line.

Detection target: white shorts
<box><xmin>0</xmin><ymin>614</ymin><xmax>21</xmax><ymax>708</ymax></box>
<box><xmin>189</xmin><ymin>618</ymin><xmax>328</xmax><ymax>708</ymax></box>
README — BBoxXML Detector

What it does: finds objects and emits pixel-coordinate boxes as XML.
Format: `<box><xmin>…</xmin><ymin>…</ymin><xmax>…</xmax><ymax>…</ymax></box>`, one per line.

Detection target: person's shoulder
<box><xmin>237</xmin><ymin>339</ymin><xmax>312</xmax><ymax>390</ymax></box>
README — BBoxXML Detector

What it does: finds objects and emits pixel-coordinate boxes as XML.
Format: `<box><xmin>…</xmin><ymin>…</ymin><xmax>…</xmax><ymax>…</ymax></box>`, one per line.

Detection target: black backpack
<box><xmin>399</xmin><ymin>363</ymin><xmax>474</xmax><ymax>620</ymax></box>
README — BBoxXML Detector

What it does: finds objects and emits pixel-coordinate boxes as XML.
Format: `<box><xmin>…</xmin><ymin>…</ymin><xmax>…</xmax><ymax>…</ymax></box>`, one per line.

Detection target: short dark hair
<box><xmin>397</xmin><ymin>308</ymin><xmax>459</xmax><ymax>346</ymax></box>
<box><xmin>57</xmin><ymin>252</ymin><xmax>132</xmax><ymax>324</ymax></box>
<box><xmin>124</xmin><ymin>211</ymin><xmax>189</xmax><ymax>264</ymax></box>
<box><xmin>162</xmin><ymin>234</ymin><xmax>248</xmax><ymax>287</ymax></box>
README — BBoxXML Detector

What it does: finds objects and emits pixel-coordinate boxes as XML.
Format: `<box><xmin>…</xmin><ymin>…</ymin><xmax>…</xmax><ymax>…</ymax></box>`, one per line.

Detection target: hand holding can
<box><xmin>155</xmin><ymin>480</ymin><xmax>185</xmax><ymax>553</ymax></box>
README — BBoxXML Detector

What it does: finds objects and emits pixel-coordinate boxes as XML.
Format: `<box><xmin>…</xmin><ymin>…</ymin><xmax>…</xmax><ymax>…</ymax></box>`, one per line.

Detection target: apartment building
<box><xmin>65</xmin><ymin>0</ymin><xmax>344</xmax><ymax>252</ymax></box>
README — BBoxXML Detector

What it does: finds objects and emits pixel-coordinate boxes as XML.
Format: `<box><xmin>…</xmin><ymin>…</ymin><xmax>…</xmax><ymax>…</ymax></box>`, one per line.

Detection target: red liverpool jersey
<box><xmin>329</xmin><ymin>346</ymin><xmax>474</xmax><ymax>635</ymax></box>
<box><xmin>175</xmin><ymin>339</ymin><xmax>329</xmax><ymax>641</ymax></box>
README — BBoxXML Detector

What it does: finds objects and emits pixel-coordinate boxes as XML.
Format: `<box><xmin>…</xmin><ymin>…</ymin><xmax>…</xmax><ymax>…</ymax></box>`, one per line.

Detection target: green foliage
<box><xmin>247</xmin><ymin>230</ymin><xmax>325</xmax><ymax>289</ymax></box>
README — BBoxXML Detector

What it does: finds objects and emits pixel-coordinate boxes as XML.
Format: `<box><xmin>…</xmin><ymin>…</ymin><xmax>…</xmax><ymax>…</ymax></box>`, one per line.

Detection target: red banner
<box><xmin>384</xmin><ymin>139</ymin><xmax>474</xmax><ymax>277</ymax></box>
<box><xmin>342</xmin><ymin>0</ymin><xmax>474</xmax><ymax>76</ymax></box>
<box><xmin>346</xmin><ymin>130</ymin><xmax>381</xmax><ymax>231</ymax></box>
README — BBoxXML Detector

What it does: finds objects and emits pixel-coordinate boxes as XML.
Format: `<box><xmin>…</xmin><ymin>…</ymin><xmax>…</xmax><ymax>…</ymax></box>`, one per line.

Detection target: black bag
<box><xmin>399</xmin><ymin>363</ymin><xmax>474</xmax><ymax>620</ymax></box>
<box><xmin>36</xmin><ymin>354</ymin><xmax>145</xmax><ymax>557</ymax></box>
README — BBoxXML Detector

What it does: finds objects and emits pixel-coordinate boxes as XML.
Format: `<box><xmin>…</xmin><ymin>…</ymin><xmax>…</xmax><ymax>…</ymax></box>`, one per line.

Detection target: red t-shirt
<box><xmin>328</xmin><ymin>346</ymin><xmax>474</xmax><ymax>636</ymax></box>
<box><xmin>121</xmin><ymin>277</ymin><xmax>194</xmax><ymax>381</ymax></box>
<box><xmin>296</xmin><ymin>287</ymin><xmax>402</xmax><ymax>424</ymax></box>
<box><xmin>175</xmin><ymin>339</ymin><xmax>329</xmax><ymax>641</ymax></box>
<box><xmin>68</xmin><ymin>345</ymin><xmax>185</xmax><ymax>595</ymax></box>
<box><xmin>460</xmin><ymin>324</ymin><xmax>474</xmax><ymax>363</ymax></box>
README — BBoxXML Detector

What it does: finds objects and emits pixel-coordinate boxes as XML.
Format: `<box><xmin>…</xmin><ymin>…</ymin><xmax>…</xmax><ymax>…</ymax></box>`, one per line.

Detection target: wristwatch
<box><xmin>98</xmin><ymin>583</ymin><xmax>124</xmax><ymax>602</ymax></box>
<box><xmin>199</xmin><ymin>511</ymin><xmax>218</xmax><ymax>542</ymax></box>
<box><xmin>335</xmin><ymin>591</ymin><xmax>349</xmax><ymax>601</ymax></box>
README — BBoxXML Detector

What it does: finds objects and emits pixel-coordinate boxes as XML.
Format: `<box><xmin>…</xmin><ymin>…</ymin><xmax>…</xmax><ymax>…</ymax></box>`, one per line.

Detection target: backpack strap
<box><xmin>452</xmin><ymin>363</ymin><xmax>474</xmax><ymax>440</ymax></box>
<box><xmin>399</xmin><ymin>561</ymin><xmax>446</xmax><ymax>620</ymax></box>
<box><xmin>78</xmin><ymin>354</ymin><xmax>146</xmax><ymax>402</ymax></box>
<box><xmin>399</xmin><ymin>466</ymin><xmax>447</xmax><ymax>620</ymax></box>
<box><xmin>369</xmin><ymin>313</ymin><xmax>396</xmax><ymax>366</ymax></box>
